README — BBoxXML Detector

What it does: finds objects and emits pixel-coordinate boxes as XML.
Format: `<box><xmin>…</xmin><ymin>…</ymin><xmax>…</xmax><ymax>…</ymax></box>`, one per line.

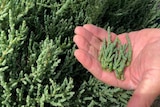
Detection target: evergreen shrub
<box><xmin>0</xmin><ymin>0</ymin><xmax>159</xmax><ymax>106</ymax></box>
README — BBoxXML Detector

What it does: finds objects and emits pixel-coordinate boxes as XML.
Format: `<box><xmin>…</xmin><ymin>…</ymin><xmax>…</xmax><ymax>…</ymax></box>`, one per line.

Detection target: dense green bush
<box><xmin>0</xmin><ymin>0</ymin><xmax>159</xmax><ymax>106</ymax></box>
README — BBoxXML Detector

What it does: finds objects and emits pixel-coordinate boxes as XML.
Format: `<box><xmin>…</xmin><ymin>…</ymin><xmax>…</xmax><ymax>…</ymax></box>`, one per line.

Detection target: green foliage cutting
<box><xmin>99</xmin><ymin>27</ymin><xmax>132</xmax><ymax>80</ymax></box>
<box><xmin>0</xmin><ymin>0</ymin><xmax>159</xmax><ymax>107</ymax></box>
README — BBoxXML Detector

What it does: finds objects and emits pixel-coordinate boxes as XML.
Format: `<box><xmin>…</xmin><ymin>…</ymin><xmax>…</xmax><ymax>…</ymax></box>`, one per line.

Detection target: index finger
<box><xmin>83</xmin><ymin>24</ymin><xmax>117</xmax><ymax>41</ymax></box>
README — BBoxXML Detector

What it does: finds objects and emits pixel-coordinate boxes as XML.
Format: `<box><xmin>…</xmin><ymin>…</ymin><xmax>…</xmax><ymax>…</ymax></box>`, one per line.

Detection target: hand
<box><xmin>73</xmin><ymin>24</ymin><xmax>160</xmax><ymax>107</ymax></box>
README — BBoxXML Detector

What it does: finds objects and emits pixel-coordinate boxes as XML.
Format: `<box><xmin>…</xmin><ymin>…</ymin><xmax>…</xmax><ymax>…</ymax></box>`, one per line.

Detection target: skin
<box><xmin>73</xmin><ymin>24</ymin><xmax>160</xmax><ymax>107</ymax></box>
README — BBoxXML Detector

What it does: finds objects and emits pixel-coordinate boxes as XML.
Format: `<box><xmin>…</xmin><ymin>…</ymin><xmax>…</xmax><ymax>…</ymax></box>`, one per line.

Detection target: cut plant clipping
<box><xmin>98</xmin><ymin>27</ymin><xmax>132</xmax><ymax>80</ymax></box>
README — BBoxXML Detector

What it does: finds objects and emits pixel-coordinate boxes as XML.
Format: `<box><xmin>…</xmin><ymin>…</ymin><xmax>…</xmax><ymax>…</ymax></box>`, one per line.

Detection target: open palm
<box><xmin>74</xmin><ymin>24</ymin><xmax>160</xmax><ymax>107</ymax></box>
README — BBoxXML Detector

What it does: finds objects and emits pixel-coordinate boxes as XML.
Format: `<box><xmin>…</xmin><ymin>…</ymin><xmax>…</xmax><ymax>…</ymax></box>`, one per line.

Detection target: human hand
<box><xmin>73</xmin><ymin>24</ymin><xmax>160</xmax><ymax>107</ymax></box>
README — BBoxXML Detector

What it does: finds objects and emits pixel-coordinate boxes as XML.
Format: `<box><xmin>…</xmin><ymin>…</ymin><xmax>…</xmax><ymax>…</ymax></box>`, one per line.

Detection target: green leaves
<box><xmin>98</xmin><ymin>27</ymin><xmax>132</xmax><ymax>80</ymax></box>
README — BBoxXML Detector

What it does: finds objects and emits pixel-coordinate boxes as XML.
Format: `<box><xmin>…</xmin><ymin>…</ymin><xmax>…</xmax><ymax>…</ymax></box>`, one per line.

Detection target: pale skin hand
<box><xmin>73</xmin><ymin>24</ymin><xmax>160</xmax><ymax>107</ymax></box>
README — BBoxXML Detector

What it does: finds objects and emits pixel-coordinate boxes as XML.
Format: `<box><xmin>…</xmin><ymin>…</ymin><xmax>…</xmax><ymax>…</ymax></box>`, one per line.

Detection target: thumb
<box><xmin>127</xmin><ymin>72</ymin><xmax>160</xmax><ymax>107</ymax></box>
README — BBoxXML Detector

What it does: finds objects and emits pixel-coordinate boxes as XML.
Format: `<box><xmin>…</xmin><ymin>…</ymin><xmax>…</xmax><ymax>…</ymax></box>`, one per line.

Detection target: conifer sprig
<box><xmin>98</xmin><ymin>27</ymin><xmax>132</xmax><ymax>80</ymax></box>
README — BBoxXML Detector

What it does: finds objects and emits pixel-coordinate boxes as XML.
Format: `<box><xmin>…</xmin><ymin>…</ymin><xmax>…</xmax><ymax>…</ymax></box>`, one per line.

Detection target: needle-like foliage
<box><xmin>99</xmin><ymin>27</ymin><xmax>132</xmax><ymax>80</ymax></box>
<box><xmin>0</xmin><ymin>0</ymin><xmax>159</xmax><ymax>106</ymax></box>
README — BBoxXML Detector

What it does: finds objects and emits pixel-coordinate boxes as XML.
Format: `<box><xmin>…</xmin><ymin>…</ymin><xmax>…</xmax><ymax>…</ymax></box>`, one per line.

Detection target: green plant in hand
<box><xmin>98</xmin><ymin>27</ymin><xmax>132</xmax><ymax>80</ymax></box>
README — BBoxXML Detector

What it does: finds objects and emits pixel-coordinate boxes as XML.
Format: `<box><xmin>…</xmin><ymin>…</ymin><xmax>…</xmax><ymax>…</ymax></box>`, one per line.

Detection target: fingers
<box><xmin>127</xmin><ymin>70</ymin><xmax>160</xmax><ymax>107</ymax></box>
<box><xmin>74</xmin><ymin>26</ymin><xmax>101</xmax><ymax>50</ymax></box>
<box><xmin>73</xmin><ymin>35</ymin><xmax>98</xmax><ymax>58</ymax></box>
<box><xmin>73</xmin><ymin>35</ymin><xmax>90</xmax><ymax>51</ymax></box>
<box><xmin>74</xmin><ymin>49</ymin><xmax>103</xmax><ymax>79</ymax></box>
<box><xmin>83</xmin><ymin>24</ymin><xmax>117</xmax><ymax>41</ymax></box>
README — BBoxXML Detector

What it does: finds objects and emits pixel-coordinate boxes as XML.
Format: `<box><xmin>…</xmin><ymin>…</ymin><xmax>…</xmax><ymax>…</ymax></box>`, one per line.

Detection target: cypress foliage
<box><xmin>0</xmin><ymin>0</ymin><xmax>159</xmax><ymax>106</ymax></box>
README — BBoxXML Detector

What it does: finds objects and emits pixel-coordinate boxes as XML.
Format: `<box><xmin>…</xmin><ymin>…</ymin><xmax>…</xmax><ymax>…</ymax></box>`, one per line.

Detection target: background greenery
<box><xmin>0</xmin><ymin>0</ymin><xmax>160</xmax><ymax>107</ymax></box>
